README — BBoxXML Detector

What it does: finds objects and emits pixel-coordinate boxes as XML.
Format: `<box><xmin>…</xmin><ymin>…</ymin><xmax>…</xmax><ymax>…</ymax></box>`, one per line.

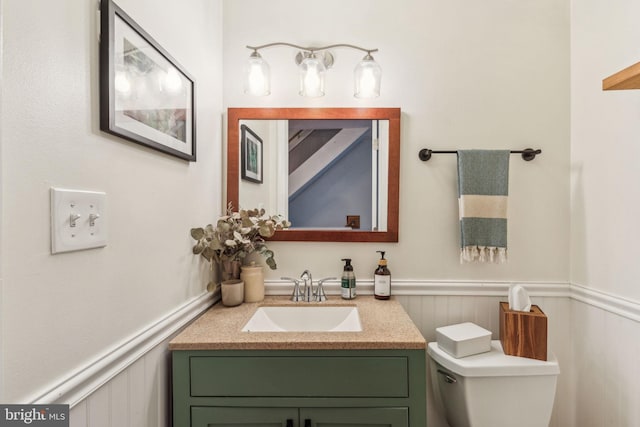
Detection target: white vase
<box><xmin>221</xmin><ymin>279</ymin><xmax>244</xmax><ymax>307</ymax></box>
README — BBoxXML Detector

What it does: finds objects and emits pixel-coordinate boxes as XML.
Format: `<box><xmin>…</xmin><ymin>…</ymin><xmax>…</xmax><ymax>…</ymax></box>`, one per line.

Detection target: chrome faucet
<box><xmin>300</xmin><ymin>270</ymin><xmax>313</xmax><ymax>302</ymax></box>
<box><xmin>282</xmin><ymin>276</ymin><xmax>303</xmax><ymax>302</ymax></box>
<box><xmin>283</xmin><ymin>271</ymin><xmax>337</xmax><ymax>302</ymax></box>
<box><xmin>314</xmin><ymin>277</ymin><xmax>337</xmax><ymax>302</ymax></box>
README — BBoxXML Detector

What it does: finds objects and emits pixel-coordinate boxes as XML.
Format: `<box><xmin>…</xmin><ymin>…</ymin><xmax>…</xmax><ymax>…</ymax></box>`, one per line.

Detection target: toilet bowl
<box><xmin>427</xmin><ymin>340</ymin><xmax>559</xmax><ymax>427</ymax></box>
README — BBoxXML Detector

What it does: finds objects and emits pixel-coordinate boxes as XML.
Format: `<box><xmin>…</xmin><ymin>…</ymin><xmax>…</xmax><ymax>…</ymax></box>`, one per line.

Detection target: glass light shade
<box><xmin>244</xmin><ymin>52</ymin><xmax>271</xmax><ymax>96</ymax></box>
<box><xmin>299</xmin><ymin>54</ymin><xmax>326</xmax><ymax>97</ymax></box>
<box><xmin>354</xmin><ymin>54</ymin><xmax>382</xmax><ymax>98</ymax></box>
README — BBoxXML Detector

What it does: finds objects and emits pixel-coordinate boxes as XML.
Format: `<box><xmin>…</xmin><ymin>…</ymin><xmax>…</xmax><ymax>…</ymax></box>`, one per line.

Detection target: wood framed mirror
<box><xmin>227</xmin><ymin>107</ymin><xmax>400</xmax><ymax>242</ymax></box>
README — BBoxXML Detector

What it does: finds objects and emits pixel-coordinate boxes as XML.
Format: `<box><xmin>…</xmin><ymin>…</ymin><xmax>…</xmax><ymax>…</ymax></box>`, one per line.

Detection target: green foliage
<box><xmin>190</xmin><ymin>204</ymin><xmax>290</xmax><ymax>270</ymax></box>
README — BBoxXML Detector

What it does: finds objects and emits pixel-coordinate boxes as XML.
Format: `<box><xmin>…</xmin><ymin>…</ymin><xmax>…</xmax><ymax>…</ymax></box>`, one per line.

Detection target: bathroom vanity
<box><xmin>169</xmin><ymin>296</ymin><xmax>426</xmax><ymax>427</ymax></box>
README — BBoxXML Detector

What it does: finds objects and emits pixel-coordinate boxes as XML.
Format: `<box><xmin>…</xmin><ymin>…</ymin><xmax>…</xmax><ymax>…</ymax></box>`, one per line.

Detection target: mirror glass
<box><xmin>227</xmin><ymin>108</ymin><xmax>400</xmax><ymax>242</ymax></box>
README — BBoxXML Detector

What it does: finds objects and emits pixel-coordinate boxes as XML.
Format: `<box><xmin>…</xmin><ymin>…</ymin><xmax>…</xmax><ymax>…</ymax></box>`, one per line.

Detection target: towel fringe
<box><xmin>460</xmin><ymin>246</ymin><xmax>507</xmax><ymax>264</ymax></box>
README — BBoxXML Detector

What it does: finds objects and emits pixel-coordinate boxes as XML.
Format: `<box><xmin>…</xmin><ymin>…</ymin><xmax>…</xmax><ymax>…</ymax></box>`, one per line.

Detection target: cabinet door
<box><xmin>300</xmin><ymin>408</ymin><xmax>408</xmax><ymax>427</ymax></box>
<box><xmin>192</xmin><ymin>407</ymin><xmax>299</xmax><ymax>427</ymax></box>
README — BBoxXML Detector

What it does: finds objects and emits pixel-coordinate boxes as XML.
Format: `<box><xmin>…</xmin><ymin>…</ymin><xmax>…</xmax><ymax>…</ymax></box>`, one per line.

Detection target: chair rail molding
<box><xmin>24</xmin><ymin>279</ymin><xmax>639</xmax><ymax>413</ymax></box>
<box><xmin>266</xmin><ymin>279</ymin><xmax>571</xmax><ymax>298</ymax></box>
<box><xmin>267</xmin><ymin>279</ymin><xmax>639</xmax><ymax>322</ymax></box>
<box><xmin>570</xmin><ymin>282</ymin><xmax>640</xmax><ymax>322</ymax></box>
<box><xmin>26</xmin><ymin>291</ymin><xmax>216</xmax><ymax>407</ymax></box>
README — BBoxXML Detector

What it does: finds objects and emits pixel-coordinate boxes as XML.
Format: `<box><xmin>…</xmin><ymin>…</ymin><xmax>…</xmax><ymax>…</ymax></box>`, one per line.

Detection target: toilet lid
<box><xmin>428</xmin><ymin>340</ymin><xmax>560</xmax><ymax>377</ymax></box>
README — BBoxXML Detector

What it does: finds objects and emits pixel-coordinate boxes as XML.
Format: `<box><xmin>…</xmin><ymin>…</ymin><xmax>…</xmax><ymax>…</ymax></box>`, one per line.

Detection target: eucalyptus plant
<box><xmin>190</xmin><ymin>205</ymin><xmax>290</xmax><ymax>271</ymax></box>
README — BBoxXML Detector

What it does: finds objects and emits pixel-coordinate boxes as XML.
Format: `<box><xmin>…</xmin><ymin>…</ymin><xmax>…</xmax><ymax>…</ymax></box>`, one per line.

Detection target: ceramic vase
<box><xmin>221</xmin><ymin>279</ymin><xmax>244</xmax><ymax>307</ymax></box>
<box><xmin>241</xmin><ymin>262</ymin><xmax>264</xmax><ymax>302</ymax></box>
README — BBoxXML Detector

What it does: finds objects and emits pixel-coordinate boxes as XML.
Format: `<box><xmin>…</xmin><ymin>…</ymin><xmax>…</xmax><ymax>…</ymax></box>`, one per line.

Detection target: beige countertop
<box><xmin>169</xmin><ymin>295</ymin><xmax>426</xmax><ymax>351</ymax></box>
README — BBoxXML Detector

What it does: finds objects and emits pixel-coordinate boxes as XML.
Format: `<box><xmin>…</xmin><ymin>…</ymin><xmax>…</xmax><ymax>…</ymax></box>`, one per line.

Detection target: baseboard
<box><xmin>26</xmin><ymin>291</ymin><xmax>216</xmax><ymax>407</ymax></box>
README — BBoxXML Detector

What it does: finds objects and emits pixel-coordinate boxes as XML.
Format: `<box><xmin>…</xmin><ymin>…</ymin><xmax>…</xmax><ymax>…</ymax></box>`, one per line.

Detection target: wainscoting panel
<box><xmin>69</xmin><ymin>327</ymin><xmax>179</xmax><ymax>427</ymax></box>
<box><xmin>65</xmin><ymin>292</ymin><xmax>215</xmax><ymax>427</ymax></box>
<box><xmin>68</xmin><ymin>401</ymin><xmax>86</xmax><ymax>427</ymax></box>
<box><xmin>572</xmin><ymin>298</ymin><xmax>640</xmax><ymax>427</ymax></box>
<box><xmin>109</xmin><ymin>370</ymin><xmax>129</xmax><ymax>427</ymax></box>
<box><xmin>87</xmin><ymin>385</ymin><xmax>109</xmax><ymax>427</ymax></box>
<box><xmin>63</xmin><ymin>282</ymin><xmax>638</xmax><ymax>427</ymax></box>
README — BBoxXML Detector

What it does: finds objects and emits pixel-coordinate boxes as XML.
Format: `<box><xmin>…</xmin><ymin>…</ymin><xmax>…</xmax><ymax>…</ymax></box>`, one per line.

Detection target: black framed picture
<box><xmin>99</xmin><ymin>0</ymin><xmax>196</xmax><ymax>161</ymax></box>
<box><xmin>240</xmin><ymin>125</ymin><xmax>263</xmax><ymax>183</ymax></box>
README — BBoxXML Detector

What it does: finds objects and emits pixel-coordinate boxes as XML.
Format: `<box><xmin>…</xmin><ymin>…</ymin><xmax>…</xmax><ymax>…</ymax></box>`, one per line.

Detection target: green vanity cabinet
<box><xmin>172</xmin><ymin>349</ymin><xmax>426</xmax><ymax>427</ymax></box>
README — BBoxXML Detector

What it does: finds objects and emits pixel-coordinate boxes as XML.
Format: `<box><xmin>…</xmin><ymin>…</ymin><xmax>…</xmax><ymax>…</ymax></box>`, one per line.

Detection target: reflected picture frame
<box><xmin>99</xmin><ymin>0</ymin><xmax>196</xmax><ymax>161</ymax></box>
<box><xmin>240</xmin><ymin>124</ymin><xmax>263</xmax><ymax>184</ymax></box>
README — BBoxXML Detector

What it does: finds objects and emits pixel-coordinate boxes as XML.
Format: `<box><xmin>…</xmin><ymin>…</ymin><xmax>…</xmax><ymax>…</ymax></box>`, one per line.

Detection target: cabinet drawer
<box><xmin>191</xmin><ymin>407</ymin><xmax>409</xmax><ymax>427</ymax></box>
<box><xmin>301</xmin><ymin>407</ymin><xmax>408</xmax><ymax>427</ymax></box>
<box><xmin>192</xmin><ymin>407</ymin><xmax>298</xmax><ymax>427</ymax></box>
<box><xmin>190</xmin><ymin>356</ymin><xmax>408</xmax><ymax>397</ymax></box>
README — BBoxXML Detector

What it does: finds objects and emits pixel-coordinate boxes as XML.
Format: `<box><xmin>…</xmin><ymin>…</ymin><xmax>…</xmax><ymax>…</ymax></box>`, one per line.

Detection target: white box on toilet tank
<box><xmin>436</xmin><ymin>322</ymin><xmax>491</xmax><ymax>358</ymax></box>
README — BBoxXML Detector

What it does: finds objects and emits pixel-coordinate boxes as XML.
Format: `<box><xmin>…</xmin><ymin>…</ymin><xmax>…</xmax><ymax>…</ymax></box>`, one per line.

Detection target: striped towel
<box><xmin>457</xmin><ymin>150</ymin><xmax>510</xmax><ymax>263</ymax></box>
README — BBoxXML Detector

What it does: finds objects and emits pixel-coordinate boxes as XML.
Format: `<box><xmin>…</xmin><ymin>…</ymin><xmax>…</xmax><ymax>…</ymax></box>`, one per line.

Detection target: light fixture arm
<box><xmin>247</xmin><ymin>43</ymin><xmax>378</xmax><ymax>55</ymax></box>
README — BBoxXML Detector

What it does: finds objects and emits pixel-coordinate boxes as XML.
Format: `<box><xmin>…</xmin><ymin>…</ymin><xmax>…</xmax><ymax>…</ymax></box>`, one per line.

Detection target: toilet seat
<box><xmin>427</xmin><ymin>340</ymin><xmax>560</xmax><ymax>377</ymax></box>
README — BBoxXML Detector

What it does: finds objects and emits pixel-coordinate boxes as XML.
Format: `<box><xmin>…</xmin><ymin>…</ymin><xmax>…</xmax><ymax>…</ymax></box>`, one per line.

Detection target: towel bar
<box><xmin>418</xmin><ymin>148</ymin><xmax>541</xmax><ymax>162</ymax></box>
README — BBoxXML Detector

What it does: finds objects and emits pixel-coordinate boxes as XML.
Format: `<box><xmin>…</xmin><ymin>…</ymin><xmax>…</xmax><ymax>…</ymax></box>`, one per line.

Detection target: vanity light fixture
<box><xmin>244</xmin><ymin>42</ymin><xmax>382</xmax><ymax>98</ymax></box>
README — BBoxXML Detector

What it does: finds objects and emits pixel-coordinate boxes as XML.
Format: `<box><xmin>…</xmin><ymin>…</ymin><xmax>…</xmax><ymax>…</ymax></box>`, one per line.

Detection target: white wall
<box><xmin>0</xmin><ymin>0</ymin><xmax>222</xmax><ymax>402</ymax></box>
<box><xmin>571</xmin><ymin>0</ymin><xmax>640</xmax><ymax>424</ymax></box>
<box><xmin>223</xmin><ymin>0</ymin><xmax>570</xmax><ymax>283</ymax></box>
<box><xmin>570</xmin><ymin>0</ymin><xmax>640</xmax><ymax>301</ymax></box>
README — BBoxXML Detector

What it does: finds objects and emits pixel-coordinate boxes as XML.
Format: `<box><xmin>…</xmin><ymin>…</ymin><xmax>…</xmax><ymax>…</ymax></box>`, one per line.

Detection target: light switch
<box><xmin>50</xmin><ymin>188</ymin><xmax>107</xmax><ymax>254</ymax></box>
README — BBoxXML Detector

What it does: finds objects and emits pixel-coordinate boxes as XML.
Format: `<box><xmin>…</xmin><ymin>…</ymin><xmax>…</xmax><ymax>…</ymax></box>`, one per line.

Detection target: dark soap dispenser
<box><xmin>374</xmin><ymin>251</ymin><xmax>391</xmax><ymax>300</ymax></box>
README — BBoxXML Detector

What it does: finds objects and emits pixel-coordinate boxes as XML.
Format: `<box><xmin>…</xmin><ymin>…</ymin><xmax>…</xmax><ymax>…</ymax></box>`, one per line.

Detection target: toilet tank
<box><xmin>430</xmin><ymin>358</ymin><xmax>472</xmax><ymax>427</ymax></box>
<box><xmin>428</xmin><ymin>341</ymin><xmax>559</xmax><ymax>427</ymax></box>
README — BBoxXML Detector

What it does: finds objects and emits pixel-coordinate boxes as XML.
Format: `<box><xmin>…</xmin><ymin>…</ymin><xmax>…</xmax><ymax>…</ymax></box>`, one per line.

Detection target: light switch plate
<box><xmin>50</xmin><ymin>188</ymin><xmax>107</xmax><ymax>254</ymax></box>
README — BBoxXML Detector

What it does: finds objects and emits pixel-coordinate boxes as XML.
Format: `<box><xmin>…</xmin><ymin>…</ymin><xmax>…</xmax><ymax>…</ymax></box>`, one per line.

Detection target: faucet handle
<box><xmin>282</xmin><ymin>277</ymin><xmax>303</xmax><ymax>302</ymax></box>
<box><xmin>314</xmin><ymin>277</ymin><xmax>337</xmax><ymax>302</ymax></box>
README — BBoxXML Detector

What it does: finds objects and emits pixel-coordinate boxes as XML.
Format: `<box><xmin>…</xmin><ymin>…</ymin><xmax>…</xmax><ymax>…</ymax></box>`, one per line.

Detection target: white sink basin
<box><xmin>241</xmin><ymin>306</ymin><xmax>362</xmax><ymax>332</ymax></box>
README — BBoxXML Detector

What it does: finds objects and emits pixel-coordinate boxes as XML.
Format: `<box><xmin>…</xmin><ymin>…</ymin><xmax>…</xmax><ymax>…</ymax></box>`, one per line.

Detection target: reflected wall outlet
<box><xmin>346</xmin><ymin>215</ymin><xmax>360</xmax><ymax>229</ymax></box>
<box><xmin>50</xmin><ymin>188</ymin><xmax>107</xmax><ymax>254</ymax></box>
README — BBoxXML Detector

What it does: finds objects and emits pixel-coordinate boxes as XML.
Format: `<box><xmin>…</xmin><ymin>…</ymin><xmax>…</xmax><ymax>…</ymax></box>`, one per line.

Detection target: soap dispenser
<box><xmin>374</xmin><ymin>251</ymin><xmax>391</xmax><ymax>300</ymax></box>
<box><xmin>341</xmin><ymin>258</ymin><xmax>356</xmax><ymax>300</ymax></box>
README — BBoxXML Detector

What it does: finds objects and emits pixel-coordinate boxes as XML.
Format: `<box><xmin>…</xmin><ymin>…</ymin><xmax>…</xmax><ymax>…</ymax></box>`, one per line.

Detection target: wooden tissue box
<box><xmin>499</xmin><ymin>302</ymin><xmax>547</xmax><ymax>361</ymax></box>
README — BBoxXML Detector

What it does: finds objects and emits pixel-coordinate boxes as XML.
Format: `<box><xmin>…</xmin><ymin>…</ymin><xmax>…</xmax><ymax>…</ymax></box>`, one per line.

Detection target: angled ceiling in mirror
<box><xmin>227</xmin><ymin>108</ymin><xmax>400</xmax><ymax>242</ymax></box>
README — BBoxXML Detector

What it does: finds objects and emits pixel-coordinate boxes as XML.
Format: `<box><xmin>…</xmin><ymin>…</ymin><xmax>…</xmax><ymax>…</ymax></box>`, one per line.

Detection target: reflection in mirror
<box><xmin>228</xmin><ymin>108</ymin><xmax>400</xmax><ymax>242</ymax></box>
<box><xmin>239</xmin><ymin>119</ymin><xmax>388</xmax><ymax>232</ymax></box>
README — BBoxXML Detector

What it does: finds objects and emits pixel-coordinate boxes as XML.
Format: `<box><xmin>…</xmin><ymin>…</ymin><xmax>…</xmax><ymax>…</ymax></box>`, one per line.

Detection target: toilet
<box><xmin>427</xmin><ymin>340</ymin><xmax>560</xmax><ymax>427</ymax></box>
